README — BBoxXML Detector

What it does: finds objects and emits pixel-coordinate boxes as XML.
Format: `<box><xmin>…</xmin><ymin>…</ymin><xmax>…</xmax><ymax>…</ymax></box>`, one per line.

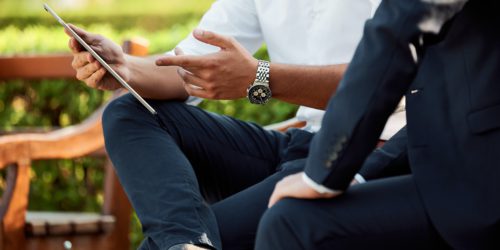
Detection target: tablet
<box><xmin>43</xmin><ymin>3</ymin><xmax>158</xmax><ymax>115</ymax></box>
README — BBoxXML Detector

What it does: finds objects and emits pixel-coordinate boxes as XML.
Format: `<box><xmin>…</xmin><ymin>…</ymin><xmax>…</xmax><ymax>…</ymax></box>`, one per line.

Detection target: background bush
<box><xmin>1</xmin><ymin>0</ymin><xmax>298</xmax><ymax>249</ymax></box>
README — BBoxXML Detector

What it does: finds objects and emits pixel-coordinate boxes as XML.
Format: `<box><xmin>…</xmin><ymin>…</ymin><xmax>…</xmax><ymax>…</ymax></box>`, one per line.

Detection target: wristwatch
<box><xmin>247</xmin><ymin>60</ymin><xmax>272</xmax><ymax>104</ymax></box>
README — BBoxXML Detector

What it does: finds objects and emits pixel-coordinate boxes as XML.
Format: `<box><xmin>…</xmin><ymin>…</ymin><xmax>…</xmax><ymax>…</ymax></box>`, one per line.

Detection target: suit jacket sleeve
<box><xmin>305</xmin><ymin>0</ymin><xmax>469</xmax><ymax>191</ymax></box>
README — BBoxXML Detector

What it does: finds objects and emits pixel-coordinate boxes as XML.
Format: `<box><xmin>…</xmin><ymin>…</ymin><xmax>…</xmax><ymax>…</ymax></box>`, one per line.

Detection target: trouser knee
<box><xmin>102</xmin><ymin>93</ymin><xmax>150</xmax><ymax>137</ymax></box>
<box><xmin>102</xmin><ymin>94</ymin><xmax>184</xmax><ymax>141</ymax></box>
<box><xmin>256</xmin><ymin>199</ymin><xmax>305</xmax><ymax>249</ymax></box>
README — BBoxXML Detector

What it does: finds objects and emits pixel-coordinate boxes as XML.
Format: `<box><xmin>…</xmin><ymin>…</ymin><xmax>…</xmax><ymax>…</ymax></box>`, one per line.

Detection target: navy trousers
<box><xmin>255</xmin><ymin>175</ymin><xmax>450</xmax><ymax>250</ymax></box>
<box><xmin>102</xmin><ymin>94</ymin><xmax>312</xmax><ymax>250</ymax></box>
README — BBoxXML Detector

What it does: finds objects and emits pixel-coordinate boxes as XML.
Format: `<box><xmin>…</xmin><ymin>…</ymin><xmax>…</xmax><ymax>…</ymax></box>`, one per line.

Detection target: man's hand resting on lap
<box><xmin>268</xmin><ymin>172</ymin><xmax>342</xmax><ymax>208</ymax></box>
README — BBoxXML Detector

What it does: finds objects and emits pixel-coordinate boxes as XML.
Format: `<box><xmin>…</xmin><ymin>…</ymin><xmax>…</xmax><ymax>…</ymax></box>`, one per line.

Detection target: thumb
<box><xmin>192</xmin><ymin>29</ymin><xmax>234</xmax><ymax>50</ymax></box>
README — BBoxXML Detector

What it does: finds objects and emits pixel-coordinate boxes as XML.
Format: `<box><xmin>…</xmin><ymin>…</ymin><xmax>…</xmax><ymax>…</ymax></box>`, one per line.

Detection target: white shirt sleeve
<box><xmin>169</xmin><ymin>0</ymin><xmax>264</xmax><ymax>57</ymax></box>
<box><xmin>302</xmin><ymin>173</ymin><xmax>342</xmax><ymax>195</ymax></box>
<box><xmin>354</xmin><ymin>174</ymin><xmax>366</xmax><ymax>184</ymax></box>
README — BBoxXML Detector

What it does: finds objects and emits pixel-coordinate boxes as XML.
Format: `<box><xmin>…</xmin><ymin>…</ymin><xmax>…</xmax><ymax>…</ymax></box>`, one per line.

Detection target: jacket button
<box><xmin>329</xmin><ymin>152</ymin><xmax>338</xmax><ymax>162</ymax></box>
<box><xmin>325</xmin><ymin>161</ymin><xmax>332</xmax><ymax>168</ymax></box>
<box><xmin>340</xmin><ymin>136</ymin><xmax>347</xmax><ymax>144</ymax></box>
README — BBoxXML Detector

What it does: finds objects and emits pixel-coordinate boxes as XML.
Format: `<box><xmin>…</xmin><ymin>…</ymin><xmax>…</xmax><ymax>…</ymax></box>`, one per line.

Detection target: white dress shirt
<box><xmin>170</xmin><ymin>0</ymin><xmax>405</xmax><ymax>139</ymax></box>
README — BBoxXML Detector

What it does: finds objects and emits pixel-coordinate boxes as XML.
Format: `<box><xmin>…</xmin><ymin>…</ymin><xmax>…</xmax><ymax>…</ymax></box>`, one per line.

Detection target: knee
<box><xmin>102</xmin><ymin>95</ymin><xmax>190</xmax><ymax>149</ymax></box>
<box><xmin>256</xmin><ymin>199</ymin><xmax>308</xmax><ymax>249</ymax></box>
<box><xmin>258</xmin><ymin>199</ymin><xmax>301</xmax><ymax>237</ymax></box>
<box><xmin>102</xmin><ymin>94</ymin><xmax>143</xmax><ymax>133</ymax></box>
<box><xmin>103</xmin><ymin>95</ymin><xmax>189</xmax><ymax>135</ymax></box>
<box><xmin>258</xmin><ymin>202</ymin><xmax>285</xmax><ymax>233</ymax></box>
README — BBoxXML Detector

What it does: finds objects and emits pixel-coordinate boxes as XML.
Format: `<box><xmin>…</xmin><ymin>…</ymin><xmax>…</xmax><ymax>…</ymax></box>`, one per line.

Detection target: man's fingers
<box><xmin>76</xmin><ymin>61</ymin><xmax>102</xmax><ymax>80</ymax></box>
<box><xmin>66</xmin><ymin>24</ymin><xmax>101</xmax><ymax>44</ymax></box>
<box><xmin>177</xmin><ymin>68</ymin><xmax>207</xmax><ymax>89</ymax></box>
<box><xmin>71</xmin><ymin>51</ymin><xmax>92</xmax><ymax>69</ymax></box>
<box><xmin>193</xmin><ymin>29</ymin><xmax>234</xmax><ymax>49</ymax></box>
<box><xmin>178</xmin><ymin>68</ymin><xmax>213</xmax><ymax>98</ymax></box>
<box><xmin>66</xmin><ymin>24</ymin><xmax>87</xmax><ymax>38</ymax></box>
<box><xmin>267</xmin><ymin>177</ymin><xmax>287</xmax><ymax>207</ymax></box>
<box><xmin>268</xmin><ymin>188</ymin><xmax>282</xmax><ymax>208</ymax></box>
<box><xmin>184</xmin><ymin>84</ymin><xmax>210</xmax><ymax>98</ymax></box>
<box><xmin>68</xmin><ymin>38</ymin><xmax>83</xmax><ymax>53</ymax></box>
<box><xmin>156</xmin><ymin>55</ymin><xmax>206</xmax><ymax>68</ymax></box>
<box><xmin>64</xmin><ymin>26</ymin><xmax>74</xmax><ymax>37</ymax></box>
<box><xmin>87</xmin><ymin>53</ymin><xmax>96</xmax><ymax>63</ymax></box>
<box><xmin>83</xmin><ymin>68</ymin><xmax>107</xmax><ymax>89</ymax></box>
<box><xmin>267</xmin><ymin>174</ymin><xmax>302</xmax><ymax>208</ymax></box>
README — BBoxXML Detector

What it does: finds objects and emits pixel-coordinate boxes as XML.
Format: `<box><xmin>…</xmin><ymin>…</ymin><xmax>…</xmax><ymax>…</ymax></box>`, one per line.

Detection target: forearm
<box><xmin>270</xmin><ymin>63</ymin><xmax>347</xmax><ymax>110</ymax></box>
<box><xmin>126</xmin><ymin>54</ymin><xmax>189</xmax><ymax>100</ymax></box>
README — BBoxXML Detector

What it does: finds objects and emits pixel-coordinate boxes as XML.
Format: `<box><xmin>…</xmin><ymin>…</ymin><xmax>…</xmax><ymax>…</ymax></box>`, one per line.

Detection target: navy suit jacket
<box><xmin>306</xmin><ymin>0</ymin><xmax>500</xmax><ymax>248</ymax></box>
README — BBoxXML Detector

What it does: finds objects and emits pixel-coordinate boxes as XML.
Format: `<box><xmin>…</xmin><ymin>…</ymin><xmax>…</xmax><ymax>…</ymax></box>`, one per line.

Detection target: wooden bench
<box><xmin>0</xmin><ymin>38</ymin><xmax>148</xmax><ymax>250</ymax></box>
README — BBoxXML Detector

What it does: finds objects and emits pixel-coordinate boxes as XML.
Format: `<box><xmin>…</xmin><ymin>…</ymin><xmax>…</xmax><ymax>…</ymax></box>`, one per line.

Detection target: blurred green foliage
<box><xmin>1</xmin><ymin>0</ymin><xmax>213</xmax><ymax>30</ymax></box>
<box><xmin>0</xmin><ymin>0</ymin><xmax>297</xmax><ymax>249</ymax></box>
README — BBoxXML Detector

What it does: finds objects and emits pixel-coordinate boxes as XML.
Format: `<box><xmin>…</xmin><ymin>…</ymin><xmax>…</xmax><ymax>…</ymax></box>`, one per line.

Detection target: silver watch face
<box><xmin>247</xmin><ymin>84</ymin><xmax>272</xmax><ymax>104</ymax></box>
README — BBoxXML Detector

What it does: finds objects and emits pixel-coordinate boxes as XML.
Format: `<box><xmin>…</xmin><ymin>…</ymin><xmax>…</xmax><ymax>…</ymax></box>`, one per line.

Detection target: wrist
<box><xmin>241</xmin><ymin>58</ymin><xmax>259</xmax><ymax>97</ymax></box>
<box><xmin>249</xmin><ymin>57</ymin><xmax>259</xmax><ymax>79</ymax></box>
<box><xmin>124</xmin><ymin>54</ymin><xmax>139</xmax><ymax>85</ymax></box>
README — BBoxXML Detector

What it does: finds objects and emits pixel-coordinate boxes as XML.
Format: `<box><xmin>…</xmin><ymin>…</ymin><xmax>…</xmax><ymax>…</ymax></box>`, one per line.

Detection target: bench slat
<box><xmin>25</xmin><ymin>212</ymin><xmax>115</xmax><ymax>237</ymax></box>
<box><xmin>0</xmin><ymin>55</ymin><xmax>75</xmax><ymax>80</ymax></box>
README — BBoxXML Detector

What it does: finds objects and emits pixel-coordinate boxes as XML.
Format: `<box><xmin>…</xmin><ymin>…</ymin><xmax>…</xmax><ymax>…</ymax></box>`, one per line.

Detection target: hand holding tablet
<box><xmin>66</xmin><ymin>24</ymin><xmax>128</xmax><ymax>92</ymax></box>
<box><xmin>43</xmin><ymin>3</ymin><xmax>158</xmax><ymax>115</ymax></box>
